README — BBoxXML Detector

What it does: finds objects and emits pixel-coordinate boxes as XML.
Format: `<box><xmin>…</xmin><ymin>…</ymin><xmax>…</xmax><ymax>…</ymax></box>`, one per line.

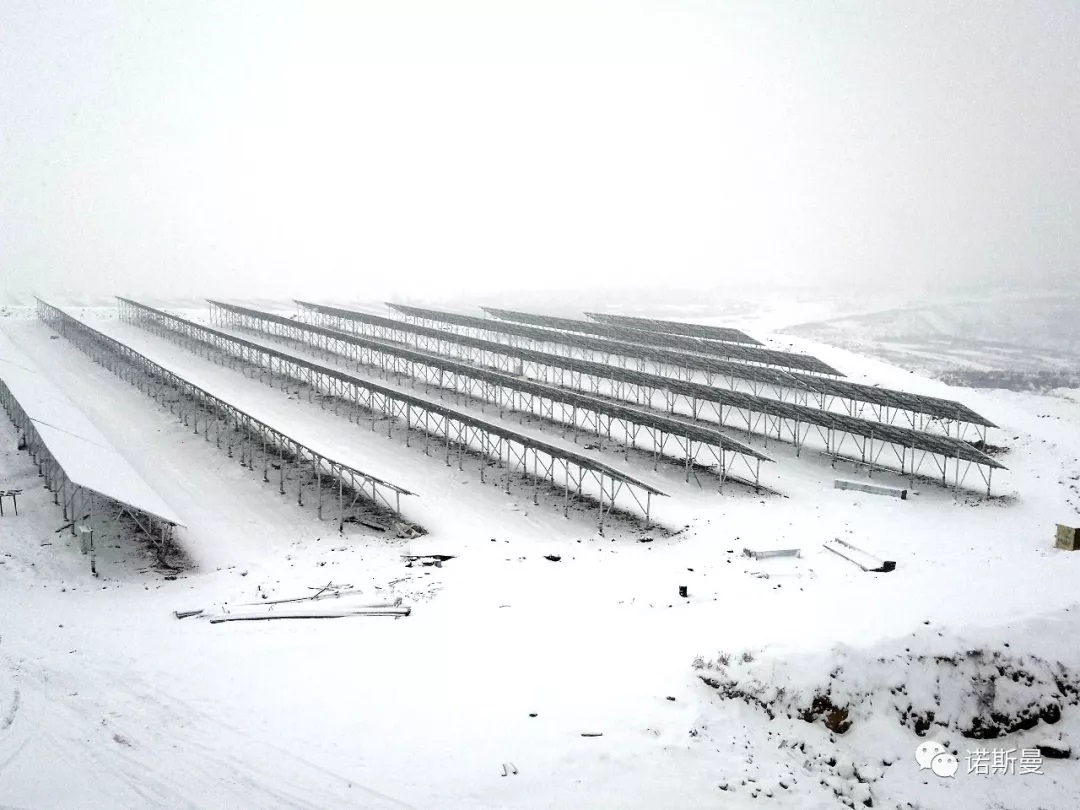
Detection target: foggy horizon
<box><xmin>3</xmin><ymin>1</ymin><xmax>1078</xmax><ymax>303</ymax></box>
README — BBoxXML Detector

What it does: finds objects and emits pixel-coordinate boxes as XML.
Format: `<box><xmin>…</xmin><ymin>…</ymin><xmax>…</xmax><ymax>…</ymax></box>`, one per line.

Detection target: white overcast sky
<box><xmin>1</xmin><ymin>1</ymin><xmax>1077</xmax><ymax>302</ymax></box>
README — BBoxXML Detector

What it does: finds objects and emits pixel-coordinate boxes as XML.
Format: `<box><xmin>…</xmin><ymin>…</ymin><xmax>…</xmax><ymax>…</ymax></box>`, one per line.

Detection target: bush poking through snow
<box><xmin>695</xmin><ymin>639</ymin><xmax>1080</xmax><ymax>740</ymax></box>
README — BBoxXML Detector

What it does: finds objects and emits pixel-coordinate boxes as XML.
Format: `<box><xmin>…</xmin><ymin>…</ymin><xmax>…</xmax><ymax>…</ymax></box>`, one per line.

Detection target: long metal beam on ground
<box><xmin>118</xmin><ymin>298</ymin><xmax>668</xmax><ymax>532</ymax></box>
<box><xmin>297</xmin><ymin>299</ymin><xmax>1004</xmax><ymax>495</ymax></box>
<box><xmin>37</xmin><ymin>300</ymin><xmax>419</xmax><ymax>533</ymax></box>
<box><xmin>391</xmin><ymin>302</ymin><xmax>841</xmax><ymax>376</ymax></box>
<box><xmin>301</xmin><ymin>301</ymin><xmax>994</xmax><ymax>438</ymax></box>
<box><xmin>208</xmin><ymin>300</ymin><xmax>772</xmax><ymax>490</ymax></box>
<box><xmin>585</xmin><ymin>312</ymin><xmax>760</xmax><ymax>345</ymax></box>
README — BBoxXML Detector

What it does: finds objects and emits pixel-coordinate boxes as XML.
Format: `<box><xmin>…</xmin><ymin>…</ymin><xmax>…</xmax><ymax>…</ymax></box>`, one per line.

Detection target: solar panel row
<box><xmin>389</xmin><ymin>303</ymin><xmax>841</xmax><ymax>375</ymax></box>
<box><xmin>1</xmin><ymin>319</ymin><xmax>183</xmax><ymax>528</ymax></box>
<box><xmin>585</xmin><ymin>312</ymin><xmax>759</xmax><ymax>344</ymax></box>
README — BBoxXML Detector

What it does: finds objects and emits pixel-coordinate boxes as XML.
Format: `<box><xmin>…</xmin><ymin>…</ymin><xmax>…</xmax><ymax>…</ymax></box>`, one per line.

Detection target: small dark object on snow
<box><xmin>544</xmin><ymin>554</ymin><xmax>561</xmax><ymax>562</ymax></box>
<box><xmin>174</xmin><ymin>609</ymin><xmax>203</xmax><ymax>619</ymax></box>
<box><xmin>581</xmin><ymin>732</ymin><xmax>603</xmax><ymax>737</ymax></box>
<box><xmin>823</xmin><ymin>538</ymin><xmax>895</xmax><ymax>573</ymax></box>
<box><xmin>529</xmin><ymin>713</ymin><xmax>537</xmax><ymax>717</ymax></box>
<box><xmin>1038</xmin><ymin>740</ymin><xmax>1072</xmax><ymax>759</ymax></box>
<box><xmin>666</xmin><ymin>696</ymin><xmax>676</xmax><ymax>701</ymax></box>
<box><xmin>403</xmin><ymin>554</ymin><xmax>455</xmax><ymax>568</ymax></box>
<box><xmin>678</xmin><ymin>585</ymin><xmax>688</xmax><ymax>598</ymax></box>
<box><xmin>164</xmin><ymin>575</ymin><xmax>177</xmax><ymax>581</ymax></box>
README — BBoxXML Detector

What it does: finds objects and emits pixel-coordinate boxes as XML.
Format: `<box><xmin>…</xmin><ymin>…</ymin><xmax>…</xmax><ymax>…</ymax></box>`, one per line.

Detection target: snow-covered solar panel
<box><xmin>381</xmin><ymin>303</ymin><xmax>992</xmax><ymax>429</ymax></box>
<box><xmin>213</xmin><ymin>300</ymin><xmax>773</xmax><ymax>464</ymax></box>
<box><xmin>0</xmin><ymin>331</ymin><xmax>184</xmax><ymax>527</ymax></box>
<box><xmin>386</xmin><ymin>303</ymin><xmax>837</xmax><ymax>375</ymax></box>
<box><xmin>479</xmin><ymin>306</ymin><xmax>842</xmax><ymax>376</ymax></box>
<box><xmin>585</xmin><ymin>312</ymin><xmax>760</xmax><ymax>345</ymax></box>
<box><xmin>121</xmin><ymin>299</ymin><xmax>669</xmax><ymax>500</ymax></box>
<box><xmin>297</xmin><ymin>301</ymin><xmax>1003</xmax><ymax>473</ymax></box>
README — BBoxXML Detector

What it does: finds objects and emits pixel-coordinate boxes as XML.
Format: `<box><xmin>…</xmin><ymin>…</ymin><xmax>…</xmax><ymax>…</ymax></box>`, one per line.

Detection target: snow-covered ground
<box><xmin>2</xmin><ymin>301</ymin><xmax>1080</xmax><ymax>809</ymax></box>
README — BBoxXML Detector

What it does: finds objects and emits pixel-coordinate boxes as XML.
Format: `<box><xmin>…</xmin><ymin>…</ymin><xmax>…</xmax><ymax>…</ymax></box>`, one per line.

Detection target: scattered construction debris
<box><xmin>823</xmin><ymin>538</ymin><xmax>896</xmax><ymax>573</ymax></box>
<box><xmin>174</xmin><ymin>582</ymin><xmax>407</xmax><ymax>622</ymax></box>
<box><xmin>403</xmin><ymin>554</ymin><xmax>455</xmax><ymax>568</ymax></box>
<box><xmin>834</xmin><ymin>479</ymin><xmax>908</xmax><ymax>500</ymax></box>
<box><xmin>392</xmin><ymin>521</ymin><xmax>423</xmax><ymax>539</ymax></box>
<box><xmin>743</xmin><ymin>548</ymin><xmax>801</xmax><ymax>560</ymax></box>
<box><xmin>237</xmin><ymin>582</ymin><xmax>365</xmax><ymax>606</ymax></box>
<box><xmin>209</xmin><ymin>606</ymin><xmax>411</xmax><ymax>623</ymax></box>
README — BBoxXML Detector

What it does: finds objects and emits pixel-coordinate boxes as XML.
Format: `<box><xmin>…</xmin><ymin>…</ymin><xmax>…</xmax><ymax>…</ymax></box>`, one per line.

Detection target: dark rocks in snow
<box><xmin>697</xmin><ymin>644</ymin><xmax>1080</xmax><ymax>742</ymax></box>
<box><xmin>802</xmin><ymin>696</ymin><xmax>852</xmax><ymax>735</ymax></box>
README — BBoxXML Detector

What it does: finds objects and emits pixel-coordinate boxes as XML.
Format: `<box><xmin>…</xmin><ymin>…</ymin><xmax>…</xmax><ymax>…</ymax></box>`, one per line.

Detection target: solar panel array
<box><xmin>40</xmin><ymin>299</ymin><xmax>416</xmax><ymax>525</ymax></box>
<box><xmin>373</xmin><ymin>302</ymin><xmax>993</xmax><ymax>429</ymax></box>
<box><xmin>586</xmin><ymin>312</ymin><xmax>759</xmax><ymax>344</ymax></box>
<box><xmin>120</xmin><ymin>298</ymin><xmax>669</xmax><ymax>502</ymax></box>
<box><xmin>211</xmin><ymin>300</ymin><xmax>773</xmax><ymax>466</ymax></box>
<box><xmin>298</xmin><ymin>300</ymin><xmax>1003</xmax><ymax>473</ymax></box>
<box><xmin>391</xmin><ymin>303</ymin><xmax>841</xmax><ymax>375</ymax></box>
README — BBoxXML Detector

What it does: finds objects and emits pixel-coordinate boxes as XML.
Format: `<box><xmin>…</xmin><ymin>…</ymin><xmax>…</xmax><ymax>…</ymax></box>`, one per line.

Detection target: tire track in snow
<box><xmin>2</xmin><ymin>651</ymin><xmax>412</xmax><ymax>809</ymax></box>
<box><xmin>0</xmin><ymin>688</ymin><xmax>18</xmax><ymax>730</ymax></box>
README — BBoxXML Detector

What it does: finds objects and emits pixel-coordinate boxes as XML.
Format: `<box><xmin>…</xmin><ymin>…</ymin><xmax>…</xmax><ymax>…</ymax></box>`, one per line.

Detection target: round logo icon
<box><xmin>930</xmin><ymin>752</ymin><xmax>959</xmax><ymax>778</ymax></box>
<box><xmin>914</xmin><ymin>740</ymin><xmax>946</xmax><ymax>771</ymax></box>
